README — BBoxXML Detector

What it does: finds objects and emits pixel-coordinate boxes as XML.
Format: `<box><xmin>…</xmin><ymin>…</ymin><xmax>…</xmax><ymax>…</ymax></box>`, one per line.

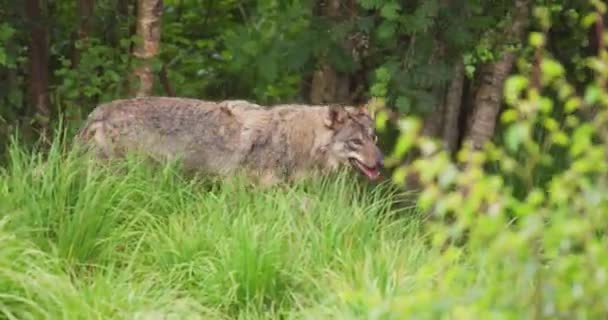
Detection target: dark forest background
<box><xmin>0</xmin><ymin>0</ymin><xmax>600</xmax><ymax>157</ymax></box>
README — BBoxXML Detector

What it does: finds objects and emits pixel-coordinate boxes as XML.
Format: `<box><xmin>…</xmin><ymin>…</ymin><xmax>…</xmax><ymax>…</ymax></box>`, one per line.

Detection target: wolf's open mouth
<box><xmin>349</xmin><ymin>158</ymin><xmax>381</xmax><ymax>180</ymax></box>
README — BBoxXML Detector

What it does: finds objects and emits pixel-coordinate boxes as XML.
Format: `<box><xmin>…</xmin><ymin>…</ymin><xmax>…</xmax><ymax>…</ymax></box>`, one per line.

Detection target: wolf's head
<box><xmin>324</xmin><ymin>104</ymin><xmax>384</xmax><ymax>180</ymax></box>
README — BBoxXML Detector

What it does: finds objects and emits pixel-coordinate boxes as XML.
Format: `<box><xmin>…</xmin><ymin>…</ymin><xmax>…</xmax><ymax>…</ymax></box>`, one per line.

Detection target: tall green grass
<box><xmin>0</xmin><ymin>134</ymin><xmax>506</xmax><ymax>319</ymax></box>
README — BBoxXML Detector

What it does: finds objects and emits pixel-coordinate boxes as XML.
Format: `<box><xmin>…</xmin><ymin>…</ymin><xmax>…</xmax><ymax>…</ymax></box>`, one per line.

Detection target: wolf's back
<box><xmin>76</xmin><ymin>97</ymin><xmax>254</xmax><ymax>172</ymax></box>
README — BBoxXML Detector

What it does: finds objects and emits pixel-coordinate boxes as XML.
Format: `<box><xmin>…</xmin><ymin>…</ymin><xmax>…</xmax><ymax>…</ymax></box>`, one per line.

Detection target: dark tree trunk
<box><xmin>71</xmin><ymin>0</ymin><xmax>95</xmax><ymax>68</ymax></box>
<box><xmin>421</xmin><ymin>0</ymin><xmax>461</xmax><ymax>143</ymax></box>
<box><xmin>121</xmin><ymin>0</ymin><xmax>137</xmax><ymax>96</ymax></box>
<box><xmin>422</xmin><ymin>37</ymin><xmax>448</xmax><ymax>139</ymax></box>
<box><xmin>464</xmin><ymin>0</ymin><xmax>530</xmax><ymax>150</ymax></box>
<box><xmin>25</xmin><ymin>0</ymin><xmax>51</xmax><ymax>140</ymax></box>
<box><xmin>132</xmin><ymin>0</ymin><xmax>163</xmax><ymax>97</ymax></box>
<box><xmin>309</xmin><ymin>0</ymin><xmax>360</xmax><ymax>105</ymax></box>
<box><xmin>67</xmin><ymin>0</ymin><xmax>95</xmax><ymax>122</ymax></box>
<box><xmin>442</xmin><ymin>61</ymin><xmax>465</xmax><ymax>153</ymax></box>
<box><xmin>159</xmin><ymin>64</ymin><xmax>175</xmax><ymax>96</ymax></box>
<box><xmin>310</xmin><ymin>65</ymin><xmax>350</xmax><ymax>104</ymax></box>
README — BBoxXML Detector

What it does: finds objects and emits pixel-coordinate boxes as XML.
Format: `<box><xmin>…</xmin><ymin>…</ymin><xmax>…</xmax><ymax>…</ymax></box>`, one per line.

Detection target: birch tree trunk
<box><xmin>464</xmin><ymin>0</ymin><xmax>530</xmax><ymax>150</ymax></box>
<box><xmin>132</xmin><ymin>0</ymin><xmax>163</xmax><ymax>97</ymax></box>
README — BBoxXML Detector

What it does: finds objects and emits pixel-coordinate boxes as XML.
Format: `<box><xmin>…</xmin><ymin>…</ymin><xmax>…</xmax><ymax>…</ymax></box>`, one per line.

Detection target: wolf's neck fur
<box><xmin>237</xmin><ymin>105</ymin><xmax>339</xmax><ymax>178</ymax></box>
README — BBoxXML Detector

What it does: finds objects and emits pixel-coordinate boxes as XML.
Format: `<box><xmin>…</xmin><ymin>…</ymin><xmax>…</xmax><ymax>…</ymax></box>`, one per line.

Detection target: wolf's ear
<box><xmin>324</xmin><ymin>106</ymin><xmax>347</xmax><ymax>128</ymax></box>
<box><xmin>357</xmin><ymin>104</ymin><xmax>371</xmax><ymax>117</ymax></box>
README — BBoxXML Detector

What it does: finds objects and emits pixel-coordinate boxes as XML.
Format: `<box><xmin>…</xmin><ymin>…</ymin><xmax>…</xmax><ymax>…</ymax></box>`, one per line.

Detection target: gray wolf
<box><xmin>76</xmin><ymin>97</ymin><xmax>384</xmax><ymax>185</ymax></box>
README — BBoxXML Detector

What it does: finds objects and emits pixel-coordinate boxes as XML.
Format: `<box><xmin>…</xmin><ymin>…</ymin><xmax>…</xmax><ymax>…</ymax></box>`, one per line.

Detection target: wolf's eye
<box><xmin>350</xmin><ymin>138</ymin><xmax>363</xmax><ymax>146</ymax></box>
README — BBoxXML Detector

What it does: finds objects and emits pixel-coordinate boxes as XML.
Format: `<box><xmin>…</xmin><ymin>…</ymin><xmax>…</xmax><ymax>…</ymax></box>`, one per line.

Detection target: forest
<box><xmin>1</xmin><ymin>0</ymin><xmax>608</xmax><ymax>318</ymax></box>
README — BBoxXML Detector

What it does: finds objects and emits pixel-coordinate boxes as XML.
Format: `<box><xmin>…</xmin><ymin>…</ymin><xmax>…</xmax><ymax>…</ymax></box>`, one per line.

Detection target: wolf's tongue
<box><xmin>351</xmin><ymin>159</ymin><xmax>381</xmax><ymax>180</ymax></box>
<box><xmin>358</xmin><ymin>163</ymin><xmax>380</xmax><ymax>180</ymax></box>
<box><xmin>364</xmin><ymin>167</ymin><xmax>380</xmax><ymax>180</ymax></box>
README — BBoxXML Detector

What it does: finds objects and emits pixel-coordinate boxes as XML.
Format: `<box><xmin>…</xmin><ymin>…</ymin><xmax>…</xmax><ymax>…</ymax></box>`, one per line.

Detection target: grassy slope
<box><xmin>0</xmin><ymin>137</ymin><xmax>502</xmax><ymax>319</ymax></box>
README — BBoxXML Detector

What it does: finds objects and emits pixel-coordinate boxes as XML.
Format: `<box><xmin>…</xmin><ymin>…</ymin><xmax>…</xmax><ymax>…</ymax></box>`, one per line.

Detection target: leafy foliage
<box><xmin>373</xmin><ymin>1</ymin><xmax>608</xmax><ymax>317</ymax></box>
<box><xmin>363</xmin><ymin>0</ymin><xmax>510</xmax><ymax>114</ymax></box>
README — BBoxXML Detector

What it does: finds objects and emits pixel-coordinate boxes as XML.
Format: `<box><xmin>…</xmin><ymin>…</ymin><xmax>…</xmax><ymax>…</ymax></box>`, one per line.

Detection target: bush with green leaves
<box><xmin>337</xmin><ymin>2</ymin><xmax>608</xmax><ymax>318</ymax></box>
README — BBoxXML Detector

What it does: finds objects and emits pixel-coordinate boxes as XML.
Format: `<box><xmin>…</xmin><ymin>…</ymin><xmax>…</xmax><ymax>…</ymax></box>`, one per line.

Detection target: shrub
<box><xmin>333</xmin><ymin>2</ymin><xmax>608</xmax><ymax>318</ymax></box>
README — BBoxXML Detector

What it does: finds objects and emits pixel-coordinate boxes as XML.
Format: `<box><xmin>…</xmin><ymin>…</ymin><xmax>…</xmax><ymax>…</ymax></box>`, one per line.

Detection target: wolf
<box><xmin>76</xmin><ymin>96</ymin><xmax>384</xmax><ymax>185</ymax></box>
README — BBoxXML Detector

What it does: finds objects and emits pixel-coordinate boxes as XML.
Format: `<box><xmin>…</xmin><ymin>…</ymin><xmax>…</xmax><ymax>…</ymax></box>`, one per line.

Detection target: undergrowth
<box><xmin>0</xmin><ymin>134</ymin><xmax>435</xmax><ymax>319</ymax></box>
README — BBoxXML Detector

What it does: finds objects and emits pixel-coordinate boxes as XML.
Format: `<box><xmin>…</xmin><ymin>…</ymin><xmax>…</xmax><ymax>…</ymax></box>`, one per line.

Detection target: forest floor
<box><xmin>0</xmin><ymin>138</ymin><xmax>504</xmax><ymax>319</ymax></box>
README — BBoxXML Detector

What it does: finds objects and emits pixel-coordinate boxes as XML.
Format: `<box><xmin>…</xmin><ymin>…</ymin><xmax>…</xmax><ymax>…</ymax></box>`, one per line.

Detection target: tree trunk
<box><xmin>442</xmin><ymin>61</ymin><xmax>465</xmax><ymax>153</ymax></box>
<box><xmin>421</xmin><ymin>38</ymin><xmax>448</xmax><ymax>139</ymax></box>
<box><xmin>71</xmin><ymin>0</ymin><xmax>95</xmax><ymax>68</ymax></box>
<box><xmin>421</xmin><ymin>0</ymin><xmax>461</xmax><ymax>142</ymax></box>
<box><xmin>464</xmin><ymin>0</ymin><xmax>530</xmax><ymax>150</ymax></box>
<box><xmin>132</xmin><ymin>0</ymin><xmax>163</xmax><ymax>97</ymax></box>
<box><xmin>159</xmin><ymin>63</ymin><xmax>175</xmax><ymax>96</ymax></box>
<box><xmin>465</xmin><ymin>55</ymin><xmax>515</xmax><ymax>149</ymax></box>
<box><xmin>309</xmin><ymin>0</ymin><xmax>358</xmax><ymax>104</ymax></box>
<box><xmin>310</xmin><ymin>65</ymin><xmax>348</xmax><ymax>104</ymax></box>
<box><xmin>121</xmin><ymin>0</ymin><xmax>137</xmax><ymax>96</ymax></box>
<box><xmin>405</xmin><ymin>36</ymin><xmax>450</xmax><ymax>192</ymax></box>
<box><xmin>67</xmin><ymin>0</ymin><xmax>95</xmax><ymax>122</ymax></box>
<box><xmin>25</xmin><ymin>0</ymin><xmax>51</xmax><ymax>140</ymax></box>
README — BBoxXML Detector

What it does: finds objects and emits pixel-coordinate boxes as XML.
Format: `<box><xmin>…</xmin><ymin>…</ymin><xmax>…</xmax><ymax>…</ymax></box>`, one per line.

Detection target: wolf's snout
<box><xmin>373</xmin><ymin>144</ymin><xmax>384</xmax><ymax>168</ymax></box>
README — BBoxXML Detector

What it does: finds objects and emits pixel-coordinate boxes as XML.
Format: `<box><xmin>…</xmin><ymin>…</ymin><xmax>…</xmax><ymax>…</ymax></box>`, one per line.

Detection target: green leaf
<box><xmin>570</xmin><ymin>124</ymin><xmax>594</xmax><ymax>157</ymax></box>
<box><xmin>257</xmin><ymin>53</ymin><xmax>278</xmax><ymax>82</ymax></box>
<box><xmin>501</xmin><ymin>109</ymin><xmax>518</xmax><ymax>124</ymax></box>
<box><xmin>539</xmin><ymin>96</ymin><xmax>553</xmax><ymax>114</ymax></box>
<box><xmin>395</xmin><ymin>96</ymin><xmax>411</xmax><ymax>112</ymax></box>
<box><xmin>392</xmin><ymin>166</ymin><xmax>407</xmax><ymax>184</ymax></box>
<box><xmin>528</xmin><ymin>32</ymin><xmax>545</xmax><ymax>48</ymax></box>
<box><xmin>465</xmin><ymin>65</ymin><xmax>476</xmax><ymax>78</ymax></box>
<box><xmin>543</xmin><ymin>118</ymin><xmax>559</xmax><ymax>132</ymax></box>
<box><xmin>504</xmin><ymin>123</ymin><xmax>529</xmax><ymax>152</ymax></box>
<box><xmin>565</xmin><ymin>97</ymin><xmax>581</xmax><ymax>113</ymax></box>
<box><xmin>380</xmin><ymin>3</ymin><xmax>401</xmax><ymax>20</ymax></box>
<box><xmin>358</xmin><ymin>0</ymin><xmax>382</xmax><ymax>10</ymax></box>
<box><xmin>0</xmin><ymin>23</ymin><xmax>15</xmax><ymax>41</ymax></box>
<box><xmin>376</xmin><ymin>21</ymin><xmax>397</xmax><ymax>40</ymax></box>
<box><xmin>584</xmin><ymin>85</ymin><xmax>601</xmax><ymax>105</ymax></box>
<box><xmin>370</xmin><ymin>83</ymin><xmax>387</xmax><ymax>97</ymax></box>
<box><xmin>375</xmin><ymin>67</ymin><xmax>391</xmax><ymax>82</ymax></box>
<box><xmin>503</xmin><ymin>75</ymin><xmax>529</xmax><ymax>105</ymax></box>
<box><xmin>551</xmin><ymin>131</ymin><xmax>569</xmax><ymax>146</ymax></box>
<box><xmin>0</xmin><ymin>48</ymin><xmax>6</xmax><ymax>66</ymax></box>
<box><xmin>375</xmin><ymin>110</ymin><xmax>389</xmax><ymax>132</ymax></box>
<box><xmin>582</xmin><ymin>12</ymin><xmax>598</xmax><ymax>28</ymax></box>
<box><xmin>356</xmin><ymin>17</ymin><xmax>375</xmax><ymax>33</ymax></box>
<box><xmin>540</xmin><ymin>58</ymin><xmax>565</xmax><ymax>83</ymax></box>
<box><xmin>392</xmin><ymin>118</ymin><xmax>421</xmax><ymax>158</ymax></box>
